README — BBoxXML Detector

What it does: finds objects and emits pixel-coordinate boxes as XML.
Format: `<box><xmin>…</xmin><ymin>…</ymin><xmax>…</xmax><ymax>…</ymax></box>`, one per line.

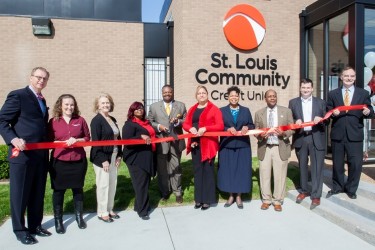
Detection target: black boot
<box><xmin>53</xmin><ymin>191</ymin><xmax>65</xmax><ymax>234</ymax></box>
<box><xmin>54</xmin><ymin>207</ymin><xmax>65</xmax><ymax>234</ymax></box>
<box><xmin>74</xmin><ymin>201</ymin><xmax>87</xmax><ymax>229</ymax></box>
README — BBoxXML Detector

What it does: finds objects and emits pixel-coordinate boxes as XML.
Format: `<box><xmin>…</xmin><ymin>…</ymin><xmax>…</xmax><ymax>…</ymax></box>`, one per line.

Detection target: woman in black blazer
<box><xmin>122</xmin><ymin>101</ymin><xmax>156</xmax><ymax>220</ymax></box>
<box><xmin>90</xmin><ymin>93</ymin><xmax>122</xmax><ymax>223</ymax></box>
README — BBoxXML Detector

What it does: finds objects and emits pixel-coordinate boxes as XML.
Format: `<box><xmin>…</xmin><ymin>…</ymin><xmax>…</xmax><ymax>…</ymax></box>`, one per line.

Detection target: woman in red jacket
<box><xmin>183</xmin><ymin>86</ymin><xmax>224</xmax><ymax>210</ymax></box>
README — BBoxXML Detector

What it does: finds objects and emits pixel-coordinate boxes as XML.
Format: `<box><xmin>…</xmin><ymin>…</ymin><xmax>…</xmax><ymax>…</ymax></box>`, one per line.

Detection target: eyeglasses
<box><xmin>135</xmin><ymin>107</ymin><xmax>144</xmax><ymax>111</ymax></box>
<box><xmin>32</xmin><ymin>75</ymin><xmax>49</xmax><ymax>81</ymax></box>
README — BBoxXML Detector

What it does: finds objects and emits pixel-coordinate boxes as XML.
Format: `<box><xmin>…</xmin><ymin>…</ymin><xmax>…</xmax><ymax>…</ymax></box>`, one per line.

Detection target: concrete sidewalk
<box><xmin>0</xmin><ymin>199</ymin><xmax>373</xmax><ymax>250</ymax></box>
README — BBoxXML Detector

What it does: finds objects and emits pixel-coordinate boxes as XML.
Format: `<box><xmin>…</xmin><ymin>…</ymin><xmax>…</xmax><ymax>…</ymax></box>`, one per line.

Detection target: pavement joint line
<box><xmin>161</xmin><ymin>208</ymin><xmax>176</xmax><ymax>250</ymax></box>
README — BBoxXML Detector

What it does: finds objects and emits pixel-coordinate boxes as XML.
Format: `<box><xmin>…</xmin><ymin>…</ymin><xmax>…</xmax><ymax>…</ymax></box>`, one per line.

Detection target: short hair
<box><xmin>31</xmin><ymin>67</ymin><xmax>50</xmax><ymax>79</ymax></box>
<box><xmin>195</xmin><ymin>85</ymin><xmax>208</xmax><ymax>96</ymax></box>
<box><xmin>162</xmin><ymin>85</ymin><xmax>173</xmax><ymax>92</ymax></box>
<box><xmin>340</xmin><ymin>66</ymin><xmax>355</xmax><ymax>75</ymax></box>
<box><xmin>127</xmin><ymin>101</ymin><xmax>145</xmax><ymax>120</ymax></box>
<box><xmin>264</xmin><ymin>89</ymin><xmax>277</xmax><ymax>98</ymax></box>
<box><xmin>52</xmin><ymin>94</ymin><xmax>80</xmax><ymax>120</ymax></box>
<box><xmin>227</xmin><ymin>86</ymin><xmax>241</xmax><ymax>95</ymax></box>
<box><xmin>300</xmin><ymin>78</ymin><xmax>313</xmax><ymax>87</ymax></box>
<box><xmin>93</xmin><ymin>93</ymin><xmax>115</xmax><ymax>113</ymax></box>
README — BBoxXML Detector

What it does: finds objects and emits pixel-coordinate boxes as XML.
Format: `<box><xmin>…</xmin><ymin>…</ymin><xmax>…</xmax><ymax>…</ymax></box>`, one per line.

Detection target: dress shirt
<box><xmin>301</xmin><ymin>96</ymin><xmax>312</xmax><ymax>131</ymax></box>
<box><xmin>49</xmin><ymin>116</ymin><xmax>90</xmax><ymax>161</ymax></box>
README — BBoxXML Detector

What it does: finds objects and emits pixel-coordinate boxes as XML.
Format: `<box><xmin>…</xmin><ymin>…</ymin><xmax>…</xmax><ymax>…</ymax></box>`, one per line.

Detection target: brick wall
<box><xmin>0</xmin><ymin>17</ymin><xmax>144</xmax><ymax>145</ymax></box>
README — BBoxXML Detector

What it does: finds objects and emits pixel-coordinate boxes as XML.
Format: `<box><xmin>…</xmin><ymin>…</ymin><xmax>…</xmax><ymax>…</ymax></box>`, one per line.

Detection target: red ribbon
<box><xmin>10</xmin><ymin>104</ymin><xmax>367</xmax><ymax>158</ymax></box>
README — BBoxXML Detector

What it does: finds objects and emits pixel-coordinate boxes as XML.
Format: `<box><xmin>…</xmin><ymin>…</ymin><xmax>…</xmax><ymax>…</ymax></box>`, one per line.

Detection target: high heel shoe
<box><xmin>236</xmin><ymin>197</ymin><xmax>243</xmax><ymax>209</ymax></box>
<box><xmin>109</xmin><ymin>213</ymin><xmax>120</xmax><ymax>219</ymax></box>
<box><xmin>98</xmin><ymin>216</ymin><xmax>114</xmax><ymax>223</ymax></box>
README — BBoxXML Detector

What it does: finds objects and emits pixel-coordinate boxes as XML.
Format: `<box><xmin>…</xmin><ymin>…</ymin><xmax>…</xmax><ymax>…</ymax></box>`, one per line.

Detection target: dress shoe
<box><xmin>194</xmin><ymin>203</ymin><xmax>202</xmax><ymax>209</ymax></box>
<box><xmin>109</xmin><ymin>213</ymin><xmax>120</xmax><ymax>219</ymax></box>
<box><xmin>237</xmin><ymin>203</ymin><xmax>244</xmax><ymax>209</ymax></box>
<box><xmin>201</xmin><ymin>204</ymin><xmax>210</xmax><ymax>210</ymax></box>
<box><xmin>274</xmin><ymin>204</ymin><xmax>282</xmax><ymax>212</ymax></box>
<box><xmin>296</xmin><ymin>192</ymin><xmax>310</xmax><ymax>204</ymax></box>
<box><xmin>326</xmin><ymin>190</ymin><xmax>341</xmax><ymax>198</ymax></box>
<box><xmin>32</xmin><ymin>226</ymin><xmax>52</xmax><ymax>237</ymax></box>
<box><xmin>260</xmin><ymin>203</ymin><xmax>270</xmax><ymax>210</ymax></box>
<box><xmin>17</xmin><ymin>233</ymin><xmax>38</xmax><ymax>245</ymax></box>
<box><xmin>98</xmin><ymin>216</ymin><xmax>114</xmax><ymax>223</ymax></box>
<box><xmin>176</xmin><ymin>196</ymin><xmax>183</xmax><ymax>204</ymax></box>
<box><xmin>310</xmin><ymin>198</ymin><xmax>321</xmax><ymax>210</ymax></box>
<box><xmin>141</xmin><ymin>215</ymin><xmax>150</xmax><ymax>220</ymax></box>
<box><xmin>346</xmin><ymin>193</ymin><xmax>357</xmax><ymax>199</ymax></box>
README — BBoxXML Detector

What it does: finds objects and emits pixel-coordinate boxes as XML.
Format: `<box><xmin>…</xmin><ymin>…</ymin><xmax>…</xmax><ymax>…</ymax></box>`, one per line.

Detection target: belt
<box><xmin>303</xmin><ymin>131</ymin><xmax>312</xmax><ymax>136</ymax></box>
<box><xmin>266</xmin><ymin>144</ymin><xmax>279</xmax><ymax>147</ymax></box>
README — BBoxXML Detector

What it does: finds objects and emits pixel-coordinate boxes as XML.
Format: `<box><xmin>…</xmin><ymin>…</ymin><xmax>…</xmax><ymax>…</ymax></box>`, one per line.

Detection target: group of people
<box><xmin>0</xmin><ymin>66</ymin><xmax>372</xmax><ymax>245</ymax></box>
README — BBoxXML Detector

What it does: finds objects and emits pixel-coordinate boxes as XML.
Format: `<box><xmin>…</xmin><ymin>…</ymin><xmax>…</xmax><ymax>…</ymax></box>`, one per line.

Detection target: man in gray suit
<box><xmin>289</xmin><ymin>79</ymin><xmax>327</xmax><ymax>209</ymax></box>
<box><xmin>255</xmin><ymin>89</ymin><xmax>294</xmax><ymax>212</ymax></box>
<box><xmin>147</xmin><ymin>85</ymin><xmax>187</xmax><ymax>203</ymax></box>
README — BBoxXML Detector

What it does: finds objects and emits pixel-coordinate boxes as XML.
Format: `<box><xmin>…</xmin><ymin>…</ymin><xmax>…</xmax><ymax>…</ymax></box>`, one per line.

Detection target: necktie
<box><xmin>165</xmin><ymin>103</ymin><xmax>171</xmax><ymax>116</ymax></box>
<box><xmin>37</xmin><ymin>93</ymin><xmax>44</xmax><ymax>100</ymax></box>
<box><xmin>267</xmin><ymin>109</ymin><xmax>277</xmax><ymax>145</ymax></box>
<box><xmin>344</xmin><ymin>89</ymin><xmax>350</xmax><ymax>106</ymax></box>
<box><xmin>37</xmin><ymin>93</ymin><xmax>46</xmax><ymax>116</ymax></box>
<box><xmin>268</xmin><ymin>109</ymin><xmax>274</xmax><ymax>128</ymax></box>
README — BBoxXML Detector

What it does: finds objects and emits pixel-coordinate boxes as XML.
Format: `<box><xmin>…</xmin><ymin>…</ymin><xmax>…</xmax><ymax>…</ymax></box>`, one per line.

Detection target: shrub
<box><xmin>0</xmin><ymin>145</ymin><xmax>9</xmax><ymax>180</ymax></box>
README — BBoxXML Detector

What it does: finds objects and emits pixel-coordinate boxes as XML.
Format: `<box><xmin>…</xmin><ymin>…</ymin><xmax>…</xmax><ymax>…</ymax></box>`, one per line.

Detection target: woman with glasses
<box><xmin>183</xmin><ymin>86</ymin><xmax>224</xmax><ymax>210</ymax></box>
<box><xmin>90</xmin><ymin>93</ymin><xmax>122</xmax><ymax>223</ymax></box>
<box><xmin>122</xmin><ymin>102</ymin><xmax>156</xmax><ymax>220</ymax></box>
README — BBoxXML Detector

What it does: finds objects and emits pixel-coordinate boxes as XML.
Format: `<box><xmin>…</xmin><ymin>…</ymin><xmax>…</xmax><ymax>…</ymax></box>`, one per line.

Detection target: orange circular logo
<box><xmin>223</xmin><ymin>4</ymin><xmax>266</xmax><ymax>51</ymax></box>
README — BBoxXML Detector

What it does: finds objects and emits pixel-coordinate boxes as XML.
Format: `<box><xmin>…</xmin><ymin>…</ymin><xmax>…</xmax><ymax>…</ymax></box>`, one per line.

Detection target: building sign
<box><xmin>194</xmin><ymin>4</ymin><xmax>291</xmax><ymax>101</ymax></box>
<box><xmin>223</xmin><ymin>4</ymin><xmax>266</xmax><ymax>51</ymax></box>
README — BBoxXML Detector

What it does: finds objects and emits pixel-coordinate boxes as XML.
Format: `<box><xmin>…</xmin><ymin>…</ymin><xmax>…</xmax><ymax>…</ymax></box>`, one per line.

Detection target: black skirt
<box><xmin>49</xmin><ymin>158</ymin><xmax>88</xmax><ymax>190</ymax></box>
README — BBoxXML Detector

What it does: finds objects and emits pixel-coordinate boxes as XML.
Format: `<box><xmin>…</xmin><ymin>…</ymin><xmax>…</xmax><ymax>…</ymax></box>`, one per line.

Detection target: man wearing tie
<box><xmin>289</xmin><ymin>79</ymin><xmax>327</xmax><ymax>209</ymax></box>
<box><xmin>147</xmin><ymin>85</ymin><xmax>187</xmax><ymax>203</ymax></box>
<box><xmin>327</xmin><ymin>66</ymin><xmax>373</xmax><ymax>199</ymax></box>
<box><xmin>0</xmin><ymin>67</ymin><xmax>51</xmax><ymax>245</ymax></box>
<box><xmin>254</xmin><ymin>89</ymin><xmax>294</xmax><ymax>212</ymax></box>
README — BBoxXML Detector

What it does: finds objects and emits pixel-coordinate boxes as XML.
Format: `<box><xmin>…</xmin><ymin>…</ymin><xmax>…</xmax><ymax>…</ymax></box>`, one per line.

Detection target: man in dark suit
<box><xmin>327</xmin><ymin>66</ymin><xmax>373</xmax><ymax>199</ymax></box>
<box><xmin>289</xmin><ymin>78</ymin><xmax>327</xmax><ymax>209</ymax></box>
<box><xmin>254</xmin><ymin>89</ymin><xmax>294</xmax><ymax>212</ymax></box>
<box><xmin>147</xmin><ymin>85</ymin><xmax>187</xmax><ymax>203</ymax></box>
<box><xmin>0</xmin><ymin>67</ymin><xmax>52</xmax><ymax>245</ymax></box>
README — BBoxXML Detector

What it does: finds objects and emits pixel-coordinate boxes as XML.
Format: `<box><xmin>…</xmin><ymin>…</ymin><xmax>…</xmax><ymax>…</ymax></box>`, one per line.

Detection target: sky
<box><xmin>142</xmin><ymin>0</ymin><xmax>166</xmax><ymax>23</ymax></box>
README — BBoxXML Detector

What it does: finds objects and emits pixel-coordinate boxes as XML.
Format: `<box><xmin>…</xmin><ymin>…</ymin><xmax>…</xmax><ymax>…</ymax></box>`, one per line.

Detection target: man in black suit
<box><xmin>327</xmin><ymin>66</ymin><xmax>373</xmax><ymax>199</ymax></box>
<box><xmin>0</xmin><ymin>67</ymin><xmax>52</xmax><ymax>245</ymax></box>
<box><xmin>289</xmin><ymin>79</ymin><xmax>327</xmax><ymax>209</ymax></box>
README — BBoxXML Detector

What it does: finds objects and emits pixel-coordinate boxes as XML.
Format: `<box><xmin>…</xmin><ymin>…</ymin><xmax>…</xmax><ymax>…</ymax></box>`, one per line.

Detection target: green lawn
<box><xmin>0</xmin><ymin>158</ymin><xmax>299</xmax><ymax>225</ymax></box>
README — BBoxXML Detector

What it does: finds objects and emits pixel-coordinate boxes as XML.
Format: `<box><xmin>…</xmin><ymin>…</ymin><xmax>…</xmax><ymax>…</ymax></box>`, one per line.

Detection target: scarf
<box><xmin>132</xmin><ymin>117</ymin><xmax>156</xmax><ymax>151</ymax></box>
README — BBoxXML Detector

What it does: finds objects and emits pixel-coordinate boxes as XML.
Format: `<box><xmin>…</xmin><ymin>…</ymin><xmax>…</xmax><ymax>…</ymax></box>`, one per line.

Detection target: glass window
<box><xmin>308</xmin><ymin>23</ymin><xmax>324</xmax><ymax>98</ymax></box>
<box><xmin>364</xmin><ymin>8</ymin><xmax>375</xmax><ymax>160</ymax></box>
<box><xmin>328</xmin><ymin>12</ymin><xmax>349</xmax><ymax>92</ymax></box>
<box><xmin>144</xmin><ymin>58</ymin><xmax>166</xmax><ymax>113</ymax></box>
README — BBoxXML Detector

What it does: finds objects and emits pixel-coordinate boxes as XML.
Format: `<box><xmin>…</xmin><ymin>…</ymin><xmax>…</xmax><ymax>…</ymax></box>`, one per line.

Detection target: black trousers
<box><xmin>10</xmin><ymin>153</ymin><xmax>48</xmax><ymax>236</ymax></box>
<box><xmin>295</xmin><ymin>135</ymin><xmax>325</xmax><ymax>199</ymax></box>
<box><xmin>191</xmin><ymin>147</ymin><xmax>216</xmax><ymax>204</ymax></box>
<box><xmin>331</xmin><ymin>139</ymin><xmax>363</xmax><ymax>194</ymax></box>
<box><xmin>128</xmin><ymin>165</ymin><xmax>151</xmax><ymax>217</ymax></box>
